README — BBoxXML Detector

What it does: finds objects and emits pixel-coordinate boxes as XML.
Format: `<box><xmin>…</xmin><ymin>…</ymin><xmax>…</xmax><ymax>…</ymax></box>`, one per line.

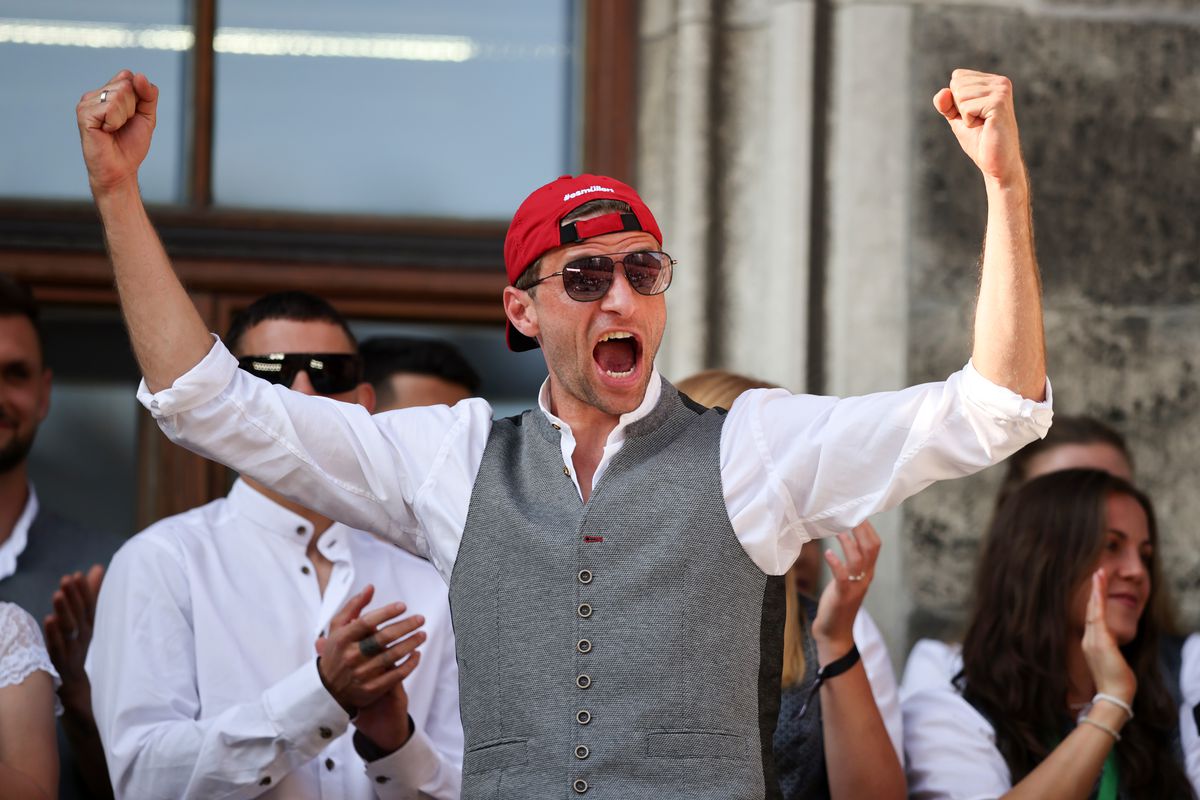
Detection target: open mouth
<box><xmin>592</xmin><ymin>331</ymin><xmax>641</xmax><ymax>380</ymax></box>
<box><xmin>1108</xmin><ymin>593</ymin><xmax>1140</xmax><ymax>609</ymax></box>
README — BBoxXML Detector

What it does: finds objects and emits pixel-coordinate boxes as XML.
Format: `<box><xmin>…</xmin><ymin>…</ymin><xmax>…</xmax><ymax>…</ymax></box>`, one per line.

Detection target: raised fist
<box><xmin>76</xmin><ymin>70</ymin><xmax>159</xmax><ymax>196</ymax></box>
<box><xmin>933</xmin><ymin>69</ymin><xmax>1025</xmax><ymax>188</ymax></box>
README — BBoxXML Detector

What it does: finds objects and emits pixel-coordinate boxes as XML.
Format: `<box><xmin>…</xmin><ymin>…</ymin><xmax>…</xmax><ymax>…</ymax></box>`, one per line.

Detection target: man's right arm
<box><xmin>77</xmin><ymin>70</ymin><xmax>211</xmax><ymax>390</ymax></box>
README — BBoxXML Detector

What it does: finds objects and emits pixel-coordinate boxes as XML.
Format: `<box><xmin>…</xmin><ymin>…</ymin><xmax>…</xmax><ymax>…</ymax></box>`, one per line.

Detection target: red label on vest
<box><xmin>583</xmin><ymin>535</ymin><xmax>604</xmax><ymax>543</ymax></box>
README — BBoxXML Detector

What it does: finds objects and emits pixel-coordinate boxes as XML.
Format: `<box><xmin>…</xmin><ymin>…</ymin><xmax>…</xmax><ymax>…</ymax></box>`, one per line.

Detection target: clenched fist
<box><xmin>76</xmin><ymin>69</ymin><xmax>159</xmax><ymax>196</ymax></box>
<box><xmin>933</xmin><ymin>69</ymin><xmax>1025</xmax><ymax>188</ymax></box>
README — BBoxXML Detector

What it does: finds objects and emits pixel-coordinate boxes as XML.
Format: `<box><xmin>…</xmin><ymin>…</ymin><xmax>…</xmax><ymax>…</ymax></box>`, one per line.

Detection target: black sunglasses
<box><xmin>525</xmin><ymin>250</ymin><xmax>675</xmax><ymax>302</ymax></box>
<box><xmin>236</xmin><ymin>353</ymin><xmax>362</xmax><ymax>395</ymax></box>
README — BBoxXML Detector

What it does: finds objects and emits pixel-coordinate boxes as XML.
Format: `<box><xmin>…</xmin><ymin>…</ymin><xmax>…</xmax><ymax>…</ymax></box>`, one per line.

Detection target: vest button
<box><xmin>573</xmin><ymin>779</ymin><xmax>589</xmax><ymax>794</ymax></box>
<box><xmin>563</xmin><ymin>466</ymin><xmax>571</xmax><ymax>476</ymax></box>
<box><xmin>577</xmin><ymin>603</ymin><xmax>592</xmax><ymax>619</ymax></box>
<box><xmin>576</xmin><ymin>709</ymin><xmax>591</xmax><ymax>725</ymax></box>
<box><xmin>577</xmin><ymin>639</ymin><xmax>592</xmax><ymax>654</ymax></box>
<box><xmin>578</xmin><ymin>569</ymin><xmax>593</xmax><ymax>584</ymax></box>
<box><xmin>576</xmin><ymin>674</ymin><xmax>591</xmax><ymax>689</ymax></box>
<box><xmin>575</xmin><ymin>745</ymin><xmax>590</xmax><ymax>759</ymax></box>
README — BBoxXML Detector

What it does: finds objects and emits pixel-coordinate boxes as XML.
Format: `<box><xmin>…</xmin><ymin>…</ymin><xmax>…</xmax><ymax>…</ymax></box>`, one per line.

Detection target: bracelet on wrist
<box><xmin>1079</xmin><ymin>716</ymin><xmax>1121</xmax><ymax>742</ymax></box>
<box><xmin>1092</xmin><ymin>692</ymin><xmax>1134</xmax><ymax>722</ymax></box>
<box><xmin>796</xmin><ymin>643</ymin><xmax>860</xmax><ymax>719</ymax></box>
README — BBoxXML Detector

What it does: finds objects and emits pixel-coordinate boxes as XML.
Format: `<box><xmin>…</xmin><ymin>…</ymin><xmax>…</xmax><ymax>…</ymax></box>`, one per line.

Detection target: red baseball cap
<box><xmin>503</xmin><ymin>173</ymin><xmax>663</xmax><ymax>352</ymax></box>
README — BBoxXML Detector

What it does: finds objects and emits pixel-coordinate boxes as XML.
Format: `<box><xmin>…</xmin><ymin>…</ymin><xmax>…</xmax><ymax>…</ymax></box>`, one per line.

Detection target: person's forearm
<box><xmin>0</xmin><ymin>764</ymin><xmax>55</xmax><ymax>800</ymax></box>
<box><xmin>61</xmin><ymin>705</ymin><xmax>114</xmax><ymax>800</ymax></box>
<box><xmin>1001</xmin><ymin>701</ymin><xmax>1125</xmax><ymax>800</ymax></box>
<box><xmin>816</xmin><ymin>639</ymin><xmax>906</xmax><ymax>800</ymax></box>
<box><xmin>94</xmin><ymin>182</ymin><xmax>211</xmax><ymax>392</ymax></box>
<box><xmin>972</xmin><ymin>175</ymin><xmax>1047</xmax><ymax>401</ymax></box>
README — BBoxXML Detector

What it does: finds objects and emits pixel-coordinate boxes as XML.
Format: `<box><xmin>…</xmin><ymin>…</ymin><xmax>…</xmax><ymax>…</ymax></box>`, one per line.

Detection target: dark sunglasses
<box><xmin>236</xmin><ymin>353</ymin><xmax>362</xmax><ymax>395</ymax></box>
<box><xmin>525</xmin><ymin>250</ymin><xmax>675</xmax><ymax>302</ymax></box>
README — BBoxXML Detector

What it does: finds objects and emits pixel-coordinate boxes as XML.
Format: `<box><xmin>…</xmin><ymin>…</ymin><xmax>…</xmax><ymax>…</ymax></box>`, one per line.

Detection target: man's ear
<box><xmin>354</xmin><ymin>381</ymin><xmax>377</xmax><ymax>414</ymax></box>
<box><xmin>503</xmin><ymin>286</ymin><xmax>539</xmax><ymax>342</ymax></box>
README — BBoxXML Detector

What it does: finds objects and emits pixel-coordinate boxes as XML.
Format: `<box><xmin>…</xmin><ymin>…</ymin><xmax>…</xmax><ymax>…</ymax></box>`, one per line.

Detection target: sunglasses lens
<box><xmin>562</xmin><ymin>257</ymin><xmax>615</xmax><ymax>301</ymax></box>
<box><xmin>305</xmin><ymin>354</ymin><xmax>362</xmax><ymax>394</ymax></box>
<box><xmin>622</xmin><ymin>251</ymin><xmax>671</xmax><ymax>296</ymax></box>
<box><xmin>237</xmin><ymin>356</ymin><xmax>297</xmax><ymax>386</ymax></box>
<box><xmin>237</xmin><ymin>354</ymin><xmax>360</xmax><ymax>394</ymax></box>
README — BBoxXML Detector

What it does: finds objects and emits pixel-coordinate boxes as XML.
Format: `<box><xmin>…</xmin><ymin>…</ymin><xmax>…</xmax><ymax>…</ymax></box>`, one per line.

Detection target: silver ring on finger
<box><xmin>99</xmin><ymin>89</ymin><xmax>109</xmax><ymax>103</ymax></box>
<box><xmin>358</xmin><ymin>634</ymin><xmax>385</xmax><ymax>658</ymax></box>
<box><xmin>847</xmin><ymin>572</ymin><xmax>867</xmax><ymax>582</ymax></box>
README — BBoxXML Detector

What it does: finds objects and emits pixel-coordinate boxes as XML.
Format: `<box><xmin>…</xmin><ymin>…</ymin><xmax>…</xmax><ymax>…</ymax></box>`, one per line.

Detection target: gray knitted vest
<box><xmin>450</xmin><ymin>379</ymin><xmax>785</xmax><ymax>799</ymax></box>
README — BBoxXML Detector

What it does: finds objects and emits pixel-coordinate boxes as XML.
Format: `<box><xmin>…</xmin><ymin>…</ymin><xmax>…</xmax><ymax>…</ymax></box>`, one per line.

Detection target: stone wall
<box><xmin>905</xmin><ymin>0</ymin><xmax>1200</xmax><ymax>641</ymax></box>
<box><xmin>639</xmin><ymin>0</ymin><xmax>1200</xmax><ymax>658</ymax></box>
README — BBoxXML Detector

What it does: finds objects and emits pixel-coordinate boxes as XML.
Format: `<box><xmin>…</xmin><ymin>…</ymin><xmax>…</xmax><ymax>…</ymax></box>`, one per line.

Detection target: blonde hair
<box><xmin>675</xmin><ymin>369</ymin><xmax>807</xmax><ymax>687</ymax></box>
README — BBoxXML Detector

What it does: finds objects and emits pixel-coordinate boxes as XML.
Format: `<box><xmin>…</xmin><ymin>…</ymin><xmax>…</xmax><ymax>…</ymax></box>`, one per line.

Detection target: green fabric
<box><xmin>1096</xmin><ymin>752</ymin><xmax>1119</xmax><ymax>800</ymax></box>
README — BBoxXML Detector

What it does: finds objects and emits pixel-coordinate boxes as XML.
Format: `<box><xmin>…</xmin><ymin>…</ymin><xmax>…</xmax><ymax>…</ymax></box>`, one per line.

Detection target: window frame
<box><xmin>0</xmin><ymin>0</ymin><xmax>639</xmax><ymax>525</ymax></box>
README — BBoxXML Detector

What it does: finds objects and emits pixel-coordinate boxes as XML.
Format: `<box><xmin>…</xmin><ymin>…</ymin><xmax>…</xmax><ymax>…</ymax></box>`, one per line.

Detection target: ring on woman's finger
<box><xmin>358</xmin><ymin>635</ymin><xmax>385</xmax><ymax>658</ymax></box>
<box><xmin>99</xmin><ymin>89</ymin><xmax>109</xmax><ymax>103</ymax></box>
<box><xmin>847</xmin><ymin>572</ymin><xmax>867</xmax><ymax>582</ymax></box>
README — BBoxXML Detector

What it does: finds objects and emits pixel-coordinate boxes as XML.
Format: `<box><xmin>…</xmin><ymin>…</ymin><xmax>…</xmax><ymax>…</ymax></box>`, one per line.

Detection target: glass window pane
<box><xmin>27</xmin><ymin>307</ymin><xmax>141</xmax><ymax>540</ymax></box>
<box><xmin>0</xmin><ymin>1</ymin><xmax>189</xmax><ymax>204</ymax></box>
<box><xmin>213</xmin><ymin>1</ymin><xmax>576</xmax><ymax>218</ymax></box>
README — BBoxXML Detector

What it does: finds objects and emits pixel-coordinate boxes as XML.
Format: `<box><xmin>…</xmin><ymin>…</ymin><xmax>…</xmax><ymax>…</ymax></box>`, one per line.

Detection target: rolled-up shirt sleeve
<box><xmin>721</xmin><ymin>361</ymin><xmax>1052</xmax><ymax>574</ymax></box>
<box><xmin>137</xmin><ymin>336</ymin><xmax>491</xmax><ymax>577</ymax></box>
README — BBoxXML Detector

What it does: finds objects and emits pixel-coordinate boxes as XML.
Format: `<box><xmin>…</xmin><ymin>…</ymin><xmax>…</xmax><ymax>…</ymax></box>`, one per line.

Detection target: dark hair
<box><xmin>224</xmin><ymin>291</ymin><xmax>356</xmax><ymax>355</ymax></box>
<box><xmin>360</xmin><ymin>337</ymin><xmax>480</xmax><ymax>403</ymax></box>
<box><xmin>513</xmin><ymin>198</ymin><xmax>635</xmax><ymax>291</ymax></box>
<box><xmin>959</xmin><ymin>469</ymin><xmax>1192</xmax><ymax>798</ymax></box>
<box><xmin>995</xmin><ymin>416</ymin><xmax>1132</xmax><ymax>511</ymax></box>
<box><xmin>0</xmin><ymin>274</ymin><xmax>43</xmax><ymax>354</ymax></box>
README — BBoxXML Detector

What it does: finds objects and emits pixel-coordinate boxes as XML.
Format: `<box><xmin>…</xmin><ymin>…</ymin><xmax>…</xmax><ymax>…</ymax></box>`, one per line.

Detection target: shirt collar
<box><xmin>537</xmin><ymin>368</ymin><xmax>662</xmax><ymax>447</ymax></box>
<box><xmin>227</xmin><ymin>479</ymin><xmax>348</xmax><ymax>555</ymax></box>
<box><xmin>0</xmin><ymin>484</ymin><xmax>38</xmax><ymax>582</ymax></box>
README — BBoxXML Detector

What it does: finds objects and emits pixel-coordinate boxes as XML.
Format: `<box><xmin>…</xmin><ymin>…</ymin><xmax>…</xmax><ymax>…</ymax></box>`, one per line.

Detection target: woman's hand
<box><xmin>1081</xmin><ymin>568</ymin><xmax>1137</xmax><ymax>705</ymax></box>
<box><xmin>812</xmin><ymin>521</ymin><xmax>880</xmax><ymax>655</ymax></box>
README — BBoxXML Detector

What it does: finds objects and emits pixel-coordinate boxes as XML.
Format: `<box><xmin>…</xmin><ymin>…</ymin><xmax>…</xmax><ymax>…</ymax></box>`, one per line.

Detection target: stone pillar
<box><xmin>824</xmin><ymin>0</ymin><xmax>915</xmax><ymax>667</ymax></box>
<box><xmin>638</xmin><ymin>0</ymin><xmax>818</xmax><ymax>391</ymax></box>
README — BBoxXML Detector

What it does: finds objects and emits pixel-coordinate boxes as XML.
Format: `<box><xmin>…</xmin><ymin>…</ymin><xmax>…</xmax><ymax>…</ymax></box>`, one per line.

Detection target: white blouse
<box><xmin>900</xmin><ymin>639</ymin><xmax>1012</xmax><ymax>799</ymax></box>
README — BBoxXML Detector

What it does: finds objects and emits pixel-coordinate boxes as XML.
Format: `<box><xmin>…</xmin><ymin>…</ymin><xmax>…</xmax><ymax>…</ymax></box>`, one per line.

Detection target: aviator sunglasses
<box><xmin>236</xmin><ymin>353</ymin><xmax>362</xmax><ymax>395</ymax></box>
<box><xmin>524</xmin><ymin>250</ymin><xmax>676</xmax><ymax>302</ymax></box>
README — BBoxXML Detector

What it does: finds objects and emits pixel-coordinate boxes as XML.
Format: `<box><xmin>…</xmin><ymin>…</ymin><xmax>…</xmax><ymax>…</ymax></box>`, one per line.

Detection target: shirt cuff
<box><xmin>137</xmin><ymin>334</ymin><xmax>240</xmax><ymax>418</ymax></box>
<box><xmin>361</xmin><ymin>723</ymin><xmax>441</xmax><ymax>795</ymax></box>
<box><xmin>262</xmin><ymin>658</ymin><xmax>351</xmax><ymax>755</ymax></box>
<box><xmin>960</xmin><ymin>358</ymin><xmax>1054</xmax><ymax>436</ymax></box>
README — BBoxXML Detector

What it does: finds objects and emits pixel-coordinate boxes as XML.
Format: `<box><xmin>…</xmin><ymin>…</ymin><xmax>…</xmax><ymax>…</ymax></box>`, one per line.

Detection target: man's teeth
<box><xmin>599</xmin><ymin>331</ymin><xmax>634</xmax><ymax>342</ymax></box>
<box><xmin>604</xmin><ymin>368</ymin><xmax>634</xmax><ymax>378</ymax></box>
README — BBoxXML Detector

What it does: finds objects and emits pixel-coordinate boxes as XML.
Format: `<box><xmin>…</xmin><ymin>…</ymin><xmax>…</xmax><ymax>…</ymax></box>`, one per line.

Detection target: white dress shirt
<box><xmin>900</xmin><ymin>638</ymin><xmax>1011</xmax><ymax>799</ymax></box>
<box><xmin>87</xmin><ymin>480</ymin><xmax>463</xmax><ymax>800</ymax></box>
<box><xmin>0</xmin><ymin>484</ymin><xmax>37</xmax><ymax>582</ymax></box>
<box><xmin>139</xmin><ymin>337</ymin><xmax>1052</xmax><ymax>581</ymax></box>
<box><xmin>1181</xmin><ymin>633</ymin><xmax>1200</xmax><ymax>796</ymax></box>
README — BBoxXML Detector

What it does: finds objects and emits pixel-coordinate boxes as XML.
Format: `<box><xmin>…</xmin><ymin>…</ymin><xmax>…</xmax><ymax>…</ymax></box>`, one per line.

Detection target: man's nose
<box><xmin>599</xmin><ymin>264</ymin><xmax>638</xmax><ymax>313</ymax></box>
<box><xmin>289</xmin><ymin>369</ymin><xmax>318</xmax><ymax>396</ymax></box>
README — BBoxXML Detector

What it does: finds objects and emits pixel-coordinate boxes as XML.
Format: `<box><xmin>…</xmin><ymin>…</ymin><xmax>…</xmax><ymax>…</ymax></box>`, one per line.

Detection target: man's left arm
<box><xmin>936</xmin><ymin>69</ymin><xmax>1046</xmax><ymax>401</ymax></box>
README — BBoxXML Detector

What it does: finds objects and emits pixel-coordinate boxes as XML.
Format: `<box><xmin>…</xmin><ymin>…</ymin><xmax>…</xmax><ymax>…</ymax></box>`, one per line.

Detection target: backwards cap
<box><xmin>503</xmin><ymin>174</ymin><xmax>663</xmax><ymax>352</ymax></box>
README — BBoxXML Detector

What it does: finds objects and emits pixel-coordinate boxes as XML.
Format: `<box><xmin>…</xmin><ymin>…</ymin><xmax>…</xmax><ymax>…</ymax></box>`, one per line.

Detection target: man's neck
<box><xmin>0</xmin><ymin>464</ymin><xmax>31</xmax><ymax>548</ymax></box>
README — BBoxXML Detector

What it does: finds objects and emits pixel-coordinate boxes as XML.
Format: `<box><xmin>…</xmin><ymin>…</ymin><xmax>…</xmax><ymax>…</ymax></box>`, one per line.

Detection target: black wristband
<box><xmin>353</xmin><ymin>715</ymin><xmax>416</xmax><ymax>762</ymax></box>
<box><xmin>796</xmin><ymin>644</ymin><xmax>861</xmax><ymax>719</ymax></box>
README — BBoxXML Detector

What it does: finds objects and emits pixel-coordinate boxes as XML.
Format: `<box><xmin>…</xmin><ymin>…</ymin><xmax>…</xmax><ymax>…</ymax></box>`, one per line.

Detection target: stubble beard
<box><xmin>0</xmin><ymin>429</ymin><xmax>35</xmax><ymax>475</ymax></box>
